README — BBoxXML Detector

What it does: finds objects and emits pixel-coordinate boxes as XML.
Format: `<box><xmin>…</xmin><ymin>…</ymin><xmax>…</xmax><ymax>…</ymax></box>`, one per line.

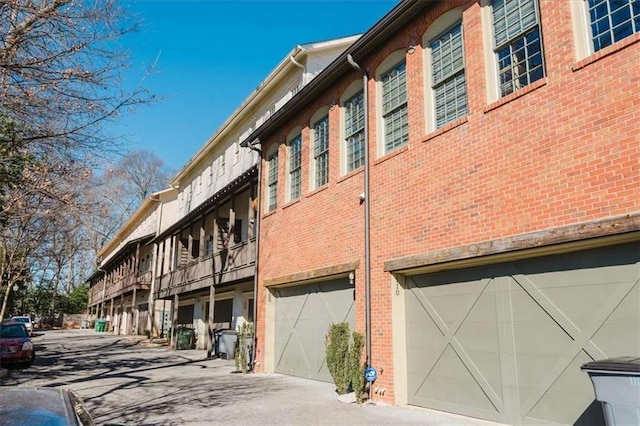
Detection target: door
<box><xmin>274</xmin><ymin>279</ymin><xmax>355</xmax><ymax>382</ymax></box>
<box><xmin>404</xmin><ymin>242</ymin><xmax>639</xmax><ymax>425</ymax></box>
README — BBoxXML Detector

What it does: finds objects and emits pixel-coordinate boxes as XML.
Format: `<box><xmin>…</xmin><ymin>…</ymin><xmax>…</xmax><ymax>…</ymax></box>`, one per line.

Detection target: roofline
<box><xmin>241</xmin><ymin>0</ymin><xmax>429</xmax><ymax>147</ymax></box>
<box><xmin>171</xmin><ymin>34</ymin><xmax>361</xmax><ymax>185</ymax></box>
<box><xmin>98</xmin><ymin>187</ymin><xmax>177</xmax><ymax>258</ymax></box>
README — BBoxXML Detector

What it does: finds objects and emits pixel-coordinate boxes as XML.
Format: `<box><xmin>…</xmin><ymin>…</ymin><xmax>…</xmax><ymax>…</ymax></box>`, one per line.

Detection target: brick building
<box><xmin>246</xmin><ymin>0</ymin><xmax>639</xmax><ymax>424</ymax></box>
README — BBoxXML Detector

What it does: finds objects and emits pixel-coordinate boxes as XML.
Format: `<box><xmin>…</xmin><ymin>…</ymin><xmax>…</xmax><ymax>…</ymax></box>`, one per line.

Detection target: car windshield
<box><xmin>0</xmin><ymin>324</ymin><xmax>28</xmax><ymax>338</ymax></box>
<box><xmin>12</xmin><ymin>317</ymin><xmax>29</xmax><ymax>323</ymax></box>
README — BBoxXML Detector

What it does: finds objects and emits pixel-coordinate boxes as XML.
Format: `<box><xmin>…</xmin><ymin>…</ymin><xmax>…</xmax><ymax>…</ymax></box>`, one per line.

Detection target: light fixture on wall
<box><xmin>349</xmin><ymin>271</ymin><xmax>355</xmax><ymax>286</ymax></box>
<box><xmin>407</xmin><ymin>40</ymin><xmax>417</xmax><ymax>54</ymax></box>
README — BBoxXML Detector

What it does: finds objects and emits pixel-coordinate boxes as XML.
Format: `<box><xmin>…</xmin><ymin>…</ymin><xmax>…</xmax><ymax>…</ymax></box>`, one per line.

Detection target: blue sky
<box><xmin>113</xmin><ymin>0</ymin><xmax>399</xmax><ymax>170</ymax></box>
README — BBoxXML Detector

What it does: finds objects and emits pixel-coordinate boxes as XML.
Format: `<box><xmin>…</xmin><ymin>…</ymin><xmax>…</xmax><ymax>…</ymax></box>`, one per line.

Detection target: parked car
<box><xmin>11</xmin><ymin>315</ymin><xmax>33</xmax><ymax>335</ymax></box>
<box><xmin>0</xmin><ymin>387</ymin><xmax>95</xmax><ymax>426</ymax></box>
<box><xmin>0</xmin><ymin>321</ymin><xmax>35</xmax><ymax>367</ymax></box>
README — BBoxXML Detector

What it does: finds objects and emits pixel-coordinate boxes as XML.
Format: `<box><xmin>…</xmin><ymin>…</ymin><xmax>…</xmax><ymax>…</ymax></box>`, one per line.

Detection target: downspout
<box><xmin>347</xmin><ymin>54</ymin><xmax>372</xmax><ymax>376</ymax></box>
<box><xmin>149</xmin><ymin>194</ymin><xmax>162</xmax><ymax>340</ymax></box>
<box><xmin>247</xmin><ymin>138</ymin><xmax>262</xmax><ymax>371</ymax></box>
<box><xmin>290</xmin><ymin>54</ymin><xmax>306</xmax><ymax>86</ymax></box>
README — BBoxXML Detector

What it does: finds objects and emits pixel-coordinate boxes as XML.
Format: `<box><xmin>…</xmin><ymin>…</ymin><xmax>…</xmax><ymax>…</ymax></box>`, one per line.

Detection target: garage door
<box><xmin>405</xmin><ymin>242</ymin><xmax>639</xmax><ymax>425</ymax></box>
<box><xmin>275</xmin><ymin>279</ymin><xmax>355</xmax><ymax>382</ymax></box>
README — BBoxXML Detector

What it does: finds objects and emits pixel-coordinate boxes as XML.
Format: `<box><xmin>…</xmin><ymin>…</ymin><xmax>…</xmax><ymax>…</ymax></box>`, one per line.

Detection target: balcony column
<box><xmin>199</xmin><ymin>214</ymin><xmax>206</xmax><ymax>259</ymax></box>
<box><xmin>131</xmin><ymin>287</ymin><xmax>137</xmax><ymax>335</ymax></box>
<box><xmin>109</xmin><ymin>299</ymin><xmax>114</xmax><ymax>332</ymax></box>
<box><xmin>171</xmin><ymin>293</ymin><xmax>179</xmax><ymax>349</ymax></box>
<box><xmin>206</xmin><ymin>283</ymin><xmax>216</xmax><ymax>358</ymax></box>
<box><xmin>118</xmin><ymin>294</ymin><xmax>124</xmax><ymax>335</ymax></box>
<box><xmin>134</xmin><ymin>243</ymin><xmax>141</xmax><ymax>277</ymax></box>
<box><xmin>248</xmin><ymin>191</ymin><xmax>255</xmax><ymax>240</ymax></box>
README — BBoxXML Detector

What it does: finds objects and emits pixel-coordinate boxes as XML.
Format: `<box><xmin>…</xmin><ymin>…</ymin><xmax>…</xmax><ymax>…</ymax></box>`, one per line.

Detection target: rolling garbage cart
<box><xmin>581</xmin><ymin>356</ymin><xmax>640</xmax><ymax>426</ymax></box>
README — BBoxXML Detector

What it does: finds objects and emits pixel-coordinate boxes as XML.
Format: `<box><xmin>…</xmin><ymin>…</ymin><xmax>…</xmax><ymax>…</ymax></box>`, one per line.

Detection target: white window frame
<box><xmin>265</xmin><ymin>146</ymin><xmax>279</xmax><ymax>212</ymax></box>
<box><xmin>219</xmin><ymin>151</ymin><xmax>226</xmax><ymax>176</ymax></box>
<box><xmin>571</xmin><ymin>0</ymin><xmax>639</xmax><ymax>60</ymax></box>
<box><xmin>340</xmin><ymin>80</ymin><xmax>365</xmax><ymax>174</ymax></box>
<box><xmin>423</xmin><ymin>8</ymin><xmax>467</xmax><ymax>131</ymax></box>
<box><xmin>375</xmin><ymin>50</ymin><xmax>408</xmax><ymax>157</ymax></box>
<box><xmin>309</xmin><ymin>107</ymin><xmax>330</xmax><ymax>190</ymax></box>
<box><xmin>286</xmin><ymin>128</ymin><xmax>303</xmax><ymax>202</ymax></box>
<box><xmin>481</xmin><ymin>0</ymin><xmax>545</xmax><ymax>102</ymax></box>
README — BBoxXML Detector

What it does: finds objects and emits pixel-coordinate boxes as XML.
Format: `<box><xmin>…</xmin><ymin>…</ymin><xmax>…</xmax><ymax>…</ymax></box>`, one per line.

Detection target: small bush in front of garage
<box><xmin>325</xmin><ymin>322</ymin><xmax>365</xmax><ymax>401</ymax></box>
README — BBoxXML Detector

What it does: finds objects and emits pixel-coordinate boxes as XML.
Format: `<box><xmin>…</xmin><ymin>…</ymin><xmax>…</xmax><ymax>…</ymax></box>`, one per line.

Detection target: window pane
<box><xmin>431</xmin><ymin>22</ymin><xmax>467</xmax><ymax>128</ymax></box>
<box><xmin>344</xmin><ymin>91</ymin><xmax>365</xmax><ymax>172</ymax></box>
<box><xmin>314</xmin><ymin>116</ymin><xmax>329</xmax><ymax>187</ymax></box>
<box><xmin>382</xmin><ymin>61</ymin><xmax>408</xmax><ymax>152</ymax></box>
<box><xmin>587</xmin><ymin>0</ymin><xmax>639</xmax><ymax>52</ymax></box>
<box><xmin>289</xmin><ymin>135</ymin><xmax>301</xmax><ymax>200</ymax></box>
<box><xmin>267</xmin><ymin>153</ymin><xmax>278</xmax><ymax>210</ymax></box>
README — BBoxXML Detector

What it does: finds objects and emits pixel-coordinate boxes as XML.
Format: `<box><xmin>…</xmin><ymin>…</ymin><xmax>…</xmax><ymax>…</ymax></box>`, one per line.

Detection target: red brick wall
<box><xmin>254</xmin><ymin>0</ymin><xmax>640</xmax><ymax>404</ymax></box>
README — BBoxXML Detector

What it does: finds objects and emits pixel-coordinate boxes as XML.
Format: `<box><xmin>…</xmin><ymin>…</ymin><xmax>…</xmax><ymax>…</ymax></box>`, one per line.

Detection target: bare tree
<box><xmin>0</xmin><ymin>0</ymin><xmax>155</xmax><ymax>318</ymax></box>
<box><xmin>84</xmin><ymin>149</ymin><xmax>174</xmax><ymax>255</ymax></box>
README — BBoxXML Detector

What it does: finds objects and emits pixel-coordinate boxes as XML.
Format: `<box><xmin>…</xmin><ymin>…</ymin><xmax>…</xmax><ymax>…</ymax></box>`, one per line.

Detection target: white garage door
<box><xmin>274</xmin><ymin>279</ymin><xmax>355</xmax><ymax>382</ymax></box>
<box><xmin>405</xmin><ymin>242</ymin><xmax>639</xmax><ymax>425</ymax></box>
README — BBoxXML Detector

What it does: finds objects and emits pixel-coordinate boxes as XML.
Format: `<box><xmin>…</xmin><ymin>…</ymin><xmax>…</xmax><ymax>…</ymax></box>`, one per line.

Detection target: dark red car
<box><xmin>0</xmin><ymin>321</ymin><xmax>35</xmax><ymax>367</ymax></box>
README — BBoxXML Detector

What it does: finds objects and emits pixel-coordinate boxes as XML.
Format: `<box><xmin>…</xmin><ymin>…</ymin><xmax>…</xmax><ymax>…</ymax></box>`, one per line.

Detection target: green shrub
<box><xmin>325</xmin><ymin>322</ymin><xmax>351</xmax><ymax>394</ymax></box>
<box><xmin>348</xmin><ymin>331</ymin><xmax>365</xmax><ymax>403</ymax></box>
<box><xmin>325</xmin><ymin>323</ymin><xmax>366</xmax><ymax>401</ymax></box>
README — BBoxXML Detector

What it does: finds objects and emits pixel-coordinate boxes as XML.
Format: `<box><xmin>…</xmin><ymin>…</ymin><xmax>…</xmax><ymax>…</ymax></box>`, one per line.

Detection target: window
<box><xmin>431</xmin><ymin>22</ymin><xmax>467</xmax><ymax>128</ymax></box>
<box><xmin>288</xmin><ymin>135</ymin><xmax>302</xmax><ymax>200</ymax></box>
<box><xmin>381</xmin><ymin>61</ymin><xmax>408</xmax><ymax>152</ymax></box>
<box><xmin>313</xmin><ymin>116</ymin><xmax>329</xmax><ymax>187</ymax></box>
<box><xmin>491</xmin><ymin>0</ymin><xmax>545</xmax><ymax>97</ymax></box>
<box><xmin>587</xmin><ymin>0</ymin><xmax>639</xmax><ymax>52</ymax></box>
<box><xmin>344</xmin><ymin>91</ymin><xmax>365</xmax><ymax>172</ymax></box>
<box><xmin>234</xmin><ymin>141</ymin><xmax>240</xmax><ymax>164</ymax></box>
<box><xmin>219</xmin><ymin>152</ymin><xmax>226</xmax><ymax>176</ymax></box>
<box><xmin>267</xmin><ymin>151</ymin><xmax>278</xmax><ymax>211</ymax></box>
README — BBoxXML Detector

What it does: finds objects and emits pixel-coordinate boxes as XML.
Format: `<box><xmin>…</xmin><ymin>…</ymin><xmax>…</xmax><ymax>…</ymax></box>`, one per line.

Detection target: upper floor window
<box><xmin>219</xmin><ymin>151</ymin><xmax>226</xmax><ymax>176</ymax></box>
<box><xmin>381</xmin><ymin>61</ymin><xmax>408</xmax><ymax>153</ymax></box>
<box><xmin>288</xmin><ymin>134</ymin><xmax>302</xmax><ymax>201</ymax></box>
<box><xmin>431</xmin><ymin>21</ymin><xmax>467</xmax><ymax>128</ymax></box>
<box><xmin>313</xmin><ymin>116</ymin><xmax>329</xmax><ymax>187</ymax></box>
<box><xmin>587</xmin><ymin>0</ymin><xmax>639</xmax><ymax>51</ymax></box>
<box><xmin>267</xmin><ymin>151</ymin><xmax>278</xmax><ymax>212</ymax></box>
<box><xmin>344</xmin><ymin>91</ymin><xmax>365</xmax><ymax>172</ymax></box>
<box><xmin>234</xmin><ymin>141</ymin><xmax>240</xmax><ymax>164</ymax></box>
<box><xmin>491</xmin><ymin>0</ymin><xmax>545</xmax><ymax>97</ymax></box>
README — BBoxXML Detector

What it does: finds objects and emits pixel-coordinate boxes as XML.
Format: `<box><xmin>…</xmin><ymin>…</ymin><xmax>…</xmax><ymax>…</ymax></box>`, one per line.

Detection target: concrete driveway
<box><xmin>1</xmin><ymin>329</ymin><xmax>503</xmax><ymax>426</ymax></box>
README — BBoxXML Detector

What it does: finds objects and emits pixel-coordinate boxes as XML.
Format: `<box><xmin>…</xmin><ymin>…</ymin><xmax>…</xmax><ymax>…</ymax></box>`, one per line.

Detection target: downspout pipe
<box><xmin>289</xmin><ymin>54</ymin><xmax>306</xmax><ymax>85</ymax></box>
<box><xmin>347</xmin><ymin>54</ymin><xmax>372</xmax><ymax>373</ymax></box>
<box><xmin>247</xmin><ymin>138</ymin><xmax>262</xmax><ymax>372</ymax></box>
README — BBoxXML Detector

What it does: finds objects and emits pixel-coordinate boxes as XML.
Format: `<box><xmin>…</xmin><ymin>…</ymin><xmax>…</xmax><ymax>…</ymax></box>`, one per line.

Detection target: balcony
<box><xmin>156</xmin><ymin>238</ymin><xmax>256</xmax><ymax>299</ymax></box>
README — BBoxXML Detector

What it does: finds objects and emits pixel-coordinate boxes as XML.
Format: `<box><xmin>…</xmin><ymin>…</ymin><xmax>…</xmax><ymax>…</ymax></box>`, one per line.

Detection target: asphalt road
<box><xmin>1</xmin><ymin>329</ymin><xmax>503</xmax><ymax>426</ymax></box>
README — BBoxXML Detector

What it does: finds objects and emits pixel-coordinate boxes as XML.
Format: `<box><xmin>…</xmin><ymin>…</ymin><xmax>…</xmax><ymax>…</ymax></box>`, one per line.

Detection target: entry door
<box><xmin>405</xmin><ymin>242</ymin><xmax>639</xmax><ymax>425</ymax></box>
<box><xmin>274</xmin><ymin>279</ymin><xmax>355</xmax><ymax>382</ymax></box>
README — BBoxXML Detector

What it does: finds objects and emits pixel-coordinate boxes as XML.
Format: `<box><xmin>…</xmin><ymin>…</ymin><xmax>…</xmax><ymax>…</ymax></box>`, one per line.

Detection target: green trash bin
<box><xmin>176</xmin><ymin>327</ymin><xmax>195</xmax><ymax>350</ymax></box>
<box><xmin>95</xmin><ymin>319</ymin><xmax>106</xmax><ymax>332</ymax></box>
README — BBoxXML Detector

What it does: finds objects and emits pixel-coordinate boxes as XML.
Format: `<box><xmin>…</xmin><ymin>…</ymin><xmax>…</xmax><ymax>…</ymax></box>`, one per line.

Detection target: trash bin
<box><xmin>581</xmin><ymin>356</ymin><xmax>640</xmax><ymax>426</ymax></box>
<box><xmin>95</xmin><ymin>319</ymin><xmax>105</xmax><ymax>332</ymax></box>
<box><xmin>215</xmin><ymin>329</ymin><xmax>237</xmax><ymax>359</ymax></box>
<box><xmin>175</xmin><ymin>327</ymin><xmax>195</xmax><ymax>350</ymax></box>
<box><xmin>81</xmin><ymin>319</ymin><xmax>89</xmax><ymax>329</ymax></box>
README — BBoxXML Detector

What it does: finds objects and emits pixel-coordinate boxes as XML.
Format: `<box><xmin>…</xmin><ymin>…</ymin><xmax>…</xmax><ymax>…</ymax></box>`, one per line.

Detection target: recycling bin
<box><xmin>175</xmin><ymin>327</ymin><xmax>195</xmax><ymax>350</ymax></box>
<box><xmin>581</xmin><ymin>356</ymin><xmax>640</xmax><ymax>426</ymax></box>
<box><xmin>95</xmin><ymin>319</ymin><xmax>105</xmax><ymax>332</ymax></box>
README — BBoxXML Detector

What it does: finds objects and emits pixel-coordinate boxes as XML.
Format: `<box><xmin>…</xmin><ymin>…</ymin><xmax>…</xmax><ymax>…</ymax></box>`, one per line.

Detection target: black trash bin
<box><xmin>581</xmin><ymin>356</ymin><xmax>640</xmax><ymax>426</ymax></box>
